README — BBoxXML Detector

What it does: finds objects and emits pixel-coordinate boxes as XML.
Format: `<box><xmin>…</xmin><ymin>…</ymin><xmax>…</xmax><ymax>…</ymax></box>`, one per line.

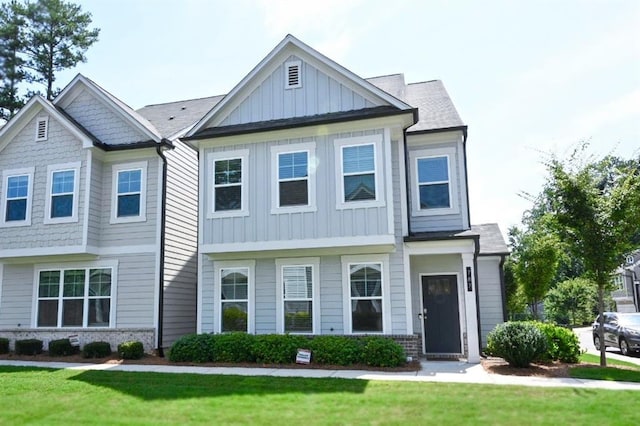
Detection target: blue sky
<box><xmin>56</xmin><ymin>0</ymin><xmax>639</xmax><ymax>236</ymax></box>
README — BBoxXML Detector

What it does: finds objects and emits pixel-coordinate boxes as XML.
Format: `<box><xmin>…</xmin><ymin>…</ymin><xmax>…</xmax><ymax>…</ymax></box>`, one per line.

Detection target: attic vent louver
<box><xmin>285</xmin><ymin>60</ymin><xmax>302</xmax><ymax>89</ymax></box>
<box><xmin>35</xmin><ymin>116</ymin><xmax>49</xmax><ymax>141</ymax></box>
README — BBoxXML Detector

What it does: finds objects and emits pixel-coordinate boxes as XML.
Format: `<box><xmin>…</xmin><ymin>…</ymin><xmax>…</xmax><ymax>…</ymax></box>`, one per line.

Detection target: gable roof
<box><xmin>0</xmin><ymin>95</ymin><xmax>95</xmax><ymax>153</ymax></box>
<box><xmin>54</xmin><ymin>74</ymin><xmax>163</xmax><ymax>143</ymax></box>
<box><xmin>186</xmin><ymin>34</ymin><xmax>415</xmax><ymax>138</ymax></box>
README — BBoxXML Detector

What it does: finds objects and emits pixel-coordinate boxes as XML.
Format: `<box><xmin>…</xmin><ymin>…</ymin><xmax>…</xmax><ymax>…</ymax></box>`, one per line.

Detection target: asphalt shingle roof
<box><xmin>137</xmin><ymin>95</ymin><xmax>224</xmax><ymax>138</ymax></box>
<box><xmin>472</xmin><ymin>223</ymin><xmax>510</xmax><ymax>255</ymax></box>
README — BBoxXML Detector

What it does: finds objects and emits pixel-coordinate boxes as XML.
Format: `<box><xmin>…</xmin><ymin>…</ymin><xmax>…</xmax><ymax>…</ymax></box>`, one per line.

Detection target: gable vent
<box><xmin>35</xmin><ymin>116</ymin><xmax>49</xmax><ymax>141</ymax></box>
<box><xmin>285</xmin><ymin>60</ymin><xmax>302</xmax><ymax>89</ymax></box>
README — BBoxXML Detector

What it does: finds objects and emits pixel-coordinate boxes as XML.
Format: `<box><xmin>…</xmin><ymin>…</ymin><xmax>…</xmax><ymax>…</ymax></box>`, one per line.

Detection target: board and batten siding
<box><xmin>201</xmin><ymin>129</ymin><xmax>391</xmax><ymax>246</ymax></box>
<box><xmin>220</xmin><ymin>55</ymin><xmax>378</xmax><ymax>127</ymax></box>
<box><xmin>0</xmin><ymin>264</ymin><xmax>33</xmax><ymax>327</ymax></box>
<box><xmin>477</xmin><ymin>256</ymin><xmax>505</xmax><ymax>346</ymax></box>
<box><xmin>63</xmin><ymin>89</ymin><xmax>150</xmax><ymax>146</ymax></box>
<box><xmin>0</xmin><ymin>114</ymin><xmax>85</xmax><ymax>251</ymax></box>
<box><xmin>162</xmin><ymin>140</ymin><xmax>198</xmax><ymax>345</ymax></box>
<box><xmin>406</xmin><ymin>131</ymin><xmax>469</xmax><ymax>233</ymax></box>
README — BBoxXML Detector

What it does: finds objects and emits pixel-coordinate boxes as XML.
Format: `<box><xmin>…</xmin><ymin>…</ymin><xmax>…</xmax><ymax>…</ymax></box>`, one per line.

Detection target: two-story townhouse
<box><xmin>0</xmin><ymin>75</ymin><xmax>198</xmax><ymax>353</ymax></box>
<box><xmin>612</xmin><ymin>250</ymin><xmax>640</xmax><ymax>313</ymax></box>
<box><xmin>150</xmin><ymin>34</ymin><xmax>507</xmax><ymax>362</ymax></box>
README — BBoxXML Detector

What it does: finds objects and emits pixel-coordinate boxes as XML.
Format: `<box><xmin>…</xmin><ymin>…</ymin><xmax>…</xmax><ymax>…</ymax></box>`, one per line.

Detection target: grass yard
<box><xmin>570</xmin><ymin>353</ymin><xmax>640</xmax><ymax>383</ymax></box>
<box><xmin>0</xmin><ymin>366</ymin><xmax>639</xmax><ymax>425</ymax></box>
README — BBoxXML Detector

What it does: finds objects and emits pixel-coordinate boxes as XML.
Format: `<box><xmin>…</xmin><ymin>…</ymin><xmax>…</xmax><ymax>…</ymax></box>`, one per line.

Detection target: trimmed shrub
<box><xmin>532</xmin><ymin>322</ymin><xmax>581</xmax><ymax>363</ymax></box>
<box><xmin>118</xmin><ymin>341</ymin><xmax>144</xmax><ymax>360</ymax></box>
<box><xmin>82</xmin><ymin>341</ymin><xmax>112</xmax><ymax>359</ymax></box>
<box><xmin>359</xmin><ymin>337</ymin><xmax>406</xmax><ymax>367</ymax></box>
<box><xmin>253</xmin><ymin>334</ymin><xmax>308</xmax><ymax>364</ymax></box>
<box><xmin>487</xmin><ymin>322</ymin><xmax>547</xmax><ymax>368</ymax></box>
<box><xmin>0</xmin><ymin>337</ymin><xmax>9</xmax><ymax>355</ymax></box>
<box><xmin>48</xmin><ymin>338</ymin><xmax>79</xmax><ymax>357</ymax></box>
<box><xmin>309</xmin><ymin>336</ymin><xmax>361</xmax><ymax>366</ymax></box>
<box><xmin>168</xmin><ymin>334</ymin><xmax>215</xmax><ymax>363</ymax></box>
<box><xmin>15</xmin><ymin>339</ymin><xmax>43</xmax><ymax>355</ymax></box>
<box><xmin>222</xmin><ymin>307</ymin><xmax>248</xmax><ymax>333</ymax></box>
<box><xmin>212</xmin><ymin>332</ymin><xmax>256</xmax><ymax>363</ymax></box>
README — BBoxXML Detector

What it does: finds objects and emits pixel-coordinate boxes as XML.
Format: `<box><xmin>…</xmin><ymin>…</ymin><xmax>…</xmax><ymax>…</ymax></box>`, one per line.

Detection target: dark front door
<box><xmin>422</xmin><ymin>275</ymin><xmax>461</xmax><ymax>354</ymax></box>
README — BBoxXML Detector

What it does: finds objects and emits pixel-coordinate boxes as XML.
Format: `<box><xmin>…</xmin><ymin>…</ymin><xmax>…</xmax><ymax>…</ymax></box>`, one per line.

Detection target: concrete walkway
<box><xmin>1</xmin><ymin>359</ymin><xmax>640</xmax><ymax>391</ymax></box>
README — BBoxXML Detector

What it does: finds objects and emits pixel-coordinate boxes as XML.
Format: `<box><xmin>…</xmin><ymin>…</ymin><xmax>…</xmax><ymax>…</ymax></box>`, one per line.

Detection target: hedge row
<box><xmin>487</xmin><ymin>321</ymin><xmax>581</xmax><ymax>367</ymax></box>
<box><xmin>169</xmin><ymin>333</ymin><xmax>407</xmax><ymax>367</ymax></box>
<box><xmin>0</xmin><ymin>338</ymin><xmax>145</xmax><ymax>360</ymax></box>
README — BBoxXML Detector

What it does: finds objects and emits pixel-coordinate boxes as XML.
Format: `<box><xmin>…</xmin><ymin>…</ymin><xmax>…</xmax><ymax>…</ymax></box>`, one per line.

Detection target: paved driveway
<box><xmin>575</xmin><ymin>326</ymin><xmax>640</xmax><ymax>366</ymax></box>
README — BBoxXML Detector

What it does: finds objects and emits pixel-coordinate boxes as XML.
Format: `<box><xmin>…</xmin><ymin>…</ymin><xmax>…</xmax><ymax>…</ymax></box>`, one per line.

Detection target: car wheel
<box><xmin>594</xmin><ymin>335</ymin><xmax>602</xmax><ymax>351</ymax></box>
<box><xmin>620</xmin><ymin>338</ymin><xmax>630</xmax><ymax>356</ymax></box>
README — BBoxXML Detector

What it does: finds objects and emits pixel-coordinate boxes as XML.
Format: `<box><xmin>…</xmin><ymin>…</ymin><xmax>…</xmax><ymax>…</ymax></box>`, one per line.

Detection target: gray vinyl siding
<box><xmin>221</xmin><ymin>55</ymin><xmax>377</xmax><ymax>126</ymax></box>
<box><xmin>0</xmin><ymin>264</ymin><xmax>33</xmax><ymax>327</ymax></box>
<box><xmin>254</xmin><ymin>259</ymin><xmax>276</xmax><ymax>334</ymax></box>
<box><xmin>64</xmin><ymin>89</ymin><xmax>150</xmax><ymax>145</ymax></box>
<box><xmin>98</xmin><ymin>156</ymin><xmax>158</xmax><ymax>247</ymax></box>
<box><xmin>200</xmin><ymin>255</ymin><xmax>215</xmax><ymax>333</ymax></box>
<box><xmin>319</xmin><ymin>256</ymin><xmax>343</xmax><ymax>334</ymax></box>
<box><xmin>390</xmin><ymin>139</ymin><xmax>408</xmax><ymax>333</ymax></box>
<box><xmin>86</xmin><ymin>158</ymin><xmax>103</xmax><ymax>248</ymax></box>
<box><xmin>406</xmin><ymin>131</ymin><xmax>468</xmax><ymax>232</ymax></box>
<box><xmin>162</xmin><ymin>140</ymin><xmax>198</xmax><ymax>345</ymax></box>
<box><xmin>0</xmin><ymin>113</ymin><xmax>85</xmax><ymax>251</ymax></box>
<box><xmin>477</xmin><ymin>256</ymin><xmax>505</xmax><ymax>346</ymax></box>
<box><xmin>114</xmin><ymin>253</ymin><xmax>156</xmax><ymax>328</ymax></box>
<box><xmin>202</xmin><ymin>128</ymin><xmax>391</xmax><ymax>246</ymax></box>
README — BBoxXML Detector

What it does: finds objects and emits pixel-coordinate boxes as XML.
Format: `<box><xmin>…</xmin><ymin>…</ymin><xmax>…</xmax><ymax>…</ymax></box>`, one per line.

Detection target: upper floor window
<box><xmin>37</xmin><ymin>266</ymin><xmax>113</xmax><ymax>328</ymax></box>
<box><xmin>208</xmin><ymin>150</ymin><xmax>249</xmax><ymax>218</ymax></box>
<box><xmin>111</xmin><ymin>162</ymin><xmax>147</xmax><ymax>224</ymax></box>
<box><xmin>334</xmin><ymin>135</ymin><xmax>384</xmax><ymax>209</ymax></box>
<box><xmin>417</xmin><ymin>156</ymin><xmax>450</xmax><ymax>209</ymax></box>
<box><xmin>44</xmin><ymin>162</ymin><xmax>80</xmax><ymax>224</ymax></box>
<box><xmin>35</xmin><ymin>116</ymin><xmax>49</xmax><ymax>141</ymax></box>
<box><xmin>1</xmin><ymin>167</ymin><xmax>34</xmax><ymax>227</ymax></box>
<box><xmin>271</xmin><ymin>142</ymin><xmax>316</xmax><ymax>213</ymax></box>
<box><xmin>409</xmin><ymin>147</ymin><xmax>459</xmax><ymax>216</ymax></box>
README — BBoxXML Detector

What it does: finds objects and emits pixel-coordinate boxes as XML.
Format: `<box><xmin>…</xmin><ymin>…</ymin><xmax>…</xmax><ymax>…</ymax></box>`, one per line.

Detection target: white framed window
<box><xmin>208</xmin><ymin>150</ymin><xmax>249</xmax><ymax>218</ymax></box>
<box><xmin>111</xmin><ymin>161</ymin><xmax>147</xmax><ymax>224</ymax></box>
<box><xmin>285</xmin><ymin>60</ymin><xmax>302</xmax><ymax>89</ymax></box>
<box><xmin>35</xmin><ymin>265</ymin><xmax>115</xmax><ymax>328</ymax></box>
<box><xmin>35</xmin><ymin>116</ymin><xmax>49</xmax><ymax>141</ymax></box>
<box><xmin>409</xmin><ymin>147</ymin><xmax>459</xmax><ymax>216</ymax></box>
<box><xmin>342</xmin><ymin>254</ymin><xmax>390</xmax><ymax>334</ymax></box>
<box><xmin>276</xmin><ymin>257</ymin><xmax>320</xmax><ymax>334</ymax></box>
<box><xmin>271</xmin><ymin>142</ymin><xmax>316</xmax><ymax>213</ymax></box>
<box><xmin>0</xmin><ymin>167</ymin><xmax>35</xmax><ymax>227</ymax></box>
<box><xmin>216</xmin><ymin>260</ymin><xmax>255</xmax><ymax>333</ymax></box>
<box><xmin>334</xmin><ymin>135</ymin><xmax>385</xmax><ymax>209</ymax></box>
<box><xmin>44</xmin><ymin>162</ymin><xmax>80</xmax><ymax>224</ymax></box>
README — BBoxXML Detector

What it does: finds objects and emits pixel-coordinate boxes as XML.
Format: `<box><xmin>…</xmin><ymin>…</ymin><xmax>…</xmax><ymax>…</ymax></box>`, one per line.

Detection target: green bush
<box><xmin>15</xmin><ymin>339</ymin><xmax>43</xmax><ymax>355</ymax></box>
<box><xmin>222</xmin><ymin>307</ymin><xmax>248</xmax><ymax>332</ymax></box>
<box><xmin>359</xmin><ymin>337</ymin><xmax>406</xmax><ymax>367</ymax></box>
<box><xmin>487</xmin><ymin>322</ymin><xmax>547</xmax><ymax>368</ymax></box>
<box><xmin>168</xmin><ymin>334</ymin><xmax>215</xmax><ymax>363</ymax></box>
<box><xmin>532</xmin><ymin>322</ymin><xmax>581</xmax><ymax>363</ymax></box>
<box><xmin>118</xmin><ymin>341</ymin><xmax>144</xmax><ymax>360</ymax></box>
<box><xmin>253</xmin><ymin>334</ymin><xmax>308</xmax><ymax>364</ymax></box>
<box><xmin>212</xmin><ymin>332</ymin><xmax>256</xmax><ymax>363</ymax></box>
<box><xmin>309</xmin><ymin>335</ymin><xmax>361</xmax><ymax>366</ymax></box>
<box><xmin>82</xmin><ymin>341</ymin><xmax>112</xmax><ymax>359</ymax></box>
<box><xmin>0</xmin><ymin>337</ymin><xmax>9</xmax><ymax>354</ymax></box>
<box><xmin>48</xmin><ymin>338</ymin><xmax>79</xmax><ymax>356</ymax></box>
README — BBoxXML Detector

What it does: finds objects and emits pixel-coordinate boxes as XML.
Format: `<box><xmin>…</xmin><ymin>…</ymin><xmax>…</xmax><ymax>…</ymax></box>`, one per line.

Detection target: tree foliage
<box><xmin>545</xmin><ymin>148</ymin><xmax>640</xmax><ymax>366</ymax></box>
<box><xmin>0</xmin><ymin>0</ymin><xmax>99</xmax><ymax>117</ymax></box>
<box><xmin>544</xmin><ymin>277</ymin><xmax>597</xmax><ymax>326</ymax></box>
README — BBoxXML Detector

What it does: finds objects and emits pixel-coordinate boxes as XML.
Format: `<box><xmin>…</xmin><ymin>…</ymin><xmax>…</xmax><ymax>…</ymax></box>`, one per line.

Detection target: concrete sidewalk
<box><xmin>1</xmin><ymin>359</ymin><xmax>640</xmax><ymax>390</ymax></box>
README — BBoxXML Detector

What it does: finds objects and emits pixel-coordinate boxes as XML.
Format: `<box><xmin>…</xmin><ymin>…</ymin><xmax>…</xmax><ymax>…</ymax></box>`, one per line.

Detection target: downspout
<box><xmin>155</xmin><ymin>139</ymin><xmax>171</xmax><ymax>357</ymax></box>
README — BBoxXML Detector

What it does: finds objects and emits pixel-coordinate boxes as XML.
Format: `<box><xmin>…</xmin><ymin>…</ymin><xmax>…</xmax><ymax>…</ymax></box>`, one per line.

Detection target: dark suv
<box><xmin>592</xmin><ymin>312</ymin><xmax>640</xmax><ymax>356</ymax></box>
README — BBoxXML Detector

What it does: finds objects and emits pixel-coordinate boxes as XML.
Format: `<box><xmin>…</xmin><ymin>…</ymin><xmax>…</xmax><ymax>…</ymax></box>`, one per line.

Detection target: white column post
<box><xmin>462</xmin><ymin>253</ymin><xmax>480</xmax><ymax>363</ymax></box>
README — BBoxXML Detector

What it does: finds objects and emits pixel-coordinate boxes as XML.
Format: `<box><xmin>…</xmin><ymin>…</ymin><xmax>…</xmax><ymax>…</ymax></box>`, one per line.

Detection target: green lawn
<box><xmin>570</xmin><ymin>353</ymin><xmax>640</xmax><ymax>382</ymax></box>
<box><xmin>1</xmin><ymin>366</ymin><xmax>639</xmax><ymax>425</ymax></box>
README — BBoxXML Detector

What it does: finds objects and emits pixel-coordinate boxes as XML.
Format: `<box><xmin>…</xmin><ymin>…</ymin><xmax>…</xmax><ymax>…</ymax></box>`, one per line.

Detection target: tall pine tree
<box><xmin>0</xmin><ymin>0</ymin><xmax>27</xmax><ymax>120</ymax></box>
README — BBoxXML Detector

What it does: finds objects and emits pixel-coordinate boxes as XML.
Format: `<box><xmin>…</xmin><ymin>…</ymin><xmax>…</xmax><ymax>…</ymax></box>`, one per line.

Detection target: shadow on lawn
<box><xmin>67</xmin><ymin>369</ymin><xmax>368</xmax><ymax>400</ymax></box>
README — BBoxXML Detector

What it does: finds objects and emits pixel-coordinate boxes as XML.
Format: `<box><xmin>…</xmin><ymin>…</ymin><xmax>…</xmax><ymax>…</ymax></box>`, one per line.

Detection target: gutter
<box><xmin>155</xmin><ymin>138</ymin><xmax>172</xmax><ymax>357</ymax></box>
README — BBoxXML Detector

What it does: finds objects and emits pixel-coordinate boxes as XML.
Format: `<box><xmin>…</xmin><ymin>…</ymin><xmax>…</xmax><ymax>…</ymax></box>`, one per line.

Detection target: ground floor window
<box><xmin>349</xmin><ymin>263</ymin><xmax>383</xmax><ymax>333</ymax></box>
<box><xmin>220</xmin><ymin>267</ymin><xmax>249</xmax><ymax>332</ymax></box>
<box><xmin>37</xmin><ymin>267</ymin><xmax>112</xmax><ymax>328</ymax></box>
<box><xmin>282</xmin><ymin>265</ymin><xmax>313</xmax><ymax>333</ymax></box>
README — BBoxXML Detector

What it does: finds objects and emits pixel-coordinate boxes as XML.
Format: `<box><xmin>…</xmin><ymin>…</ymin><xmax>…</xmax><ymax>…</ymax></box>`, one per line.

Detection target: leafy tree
<box><xmin>503</xmin><ymin>257</ymin><xmax>527</xmax><ymax>318</ymax></box>
<box><xmin>21</xmin><ymin>0</ymin><xmax>100</xmax><ymax>100</ymax></box>
<box><xmin>0</xmin><ymin>0</ymin><xmax>26</xmax><ymax>119</ymax></box>
<box><xmin>545</xmin><ymin>149</ymin><xmax>640</xmax><ymax>366</ymax></box>
<box><xmin>544</xmin><ymin>277</ymin><xmax>597</xmax><ymax>326</ymax></box>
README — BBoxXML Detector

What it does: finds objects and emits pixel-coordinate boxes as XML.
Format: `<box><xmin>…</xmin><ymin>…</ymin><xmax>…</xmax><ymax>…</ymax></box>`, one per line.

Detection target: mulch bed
<box><xmin>481</xmin><ymin>357</ymin><xmax>571</xmax><ymax>378</ymax></box>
